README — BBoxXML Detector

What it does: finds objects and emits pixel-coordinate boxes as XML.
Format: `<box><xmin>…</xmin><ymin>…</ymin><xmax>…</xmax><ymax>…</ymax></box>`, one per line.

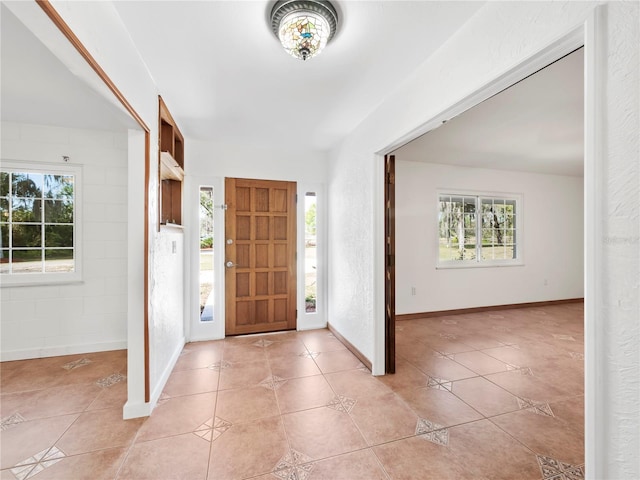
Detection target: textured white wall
<box><xmin>188</xmin><ymin>140</ymin><xmax>327</xmax><ymax>183</ymax></box>
<box><xmin>598</xmin><ymin>3</ymin><xmax>639</xmax><ymax>477</ymax></box>
<box><xmin>395</xmin><ymin>161</ymin><xmax>584</xmax><ymax>314</ymax></box>
<box><xmin>1</xmin><ymin>122</ymin><xmax>128</xmax><ymax>360</ymax></box>
<box><xmin>44</xmin><ymin>0</ymin><xmax>187</xmax><ymax>417</ymax></box>
<box><xmin>327</xmin><ymin>2</ymin><xmax>638</xmax><ymax>477</ymax></box>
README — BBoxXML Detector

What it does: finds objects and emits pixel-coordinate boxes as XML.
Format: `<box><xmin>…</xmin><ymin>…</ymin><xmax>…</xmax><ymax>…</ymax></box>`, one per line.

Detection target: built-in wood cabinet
<box><xmin>158</xmin><ymin>96</ymin><xmax>184</xmax><ymax>226</ymax></box>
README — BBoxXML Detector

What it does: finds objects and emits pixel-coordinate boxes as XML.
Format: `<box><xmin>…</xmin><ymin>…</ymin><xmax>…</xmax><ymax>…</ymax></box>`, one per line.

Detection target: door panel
<box><xmin>225</xmin><ymin>178</ymin><xmax>297</xmax><ymax>335</ymax></box>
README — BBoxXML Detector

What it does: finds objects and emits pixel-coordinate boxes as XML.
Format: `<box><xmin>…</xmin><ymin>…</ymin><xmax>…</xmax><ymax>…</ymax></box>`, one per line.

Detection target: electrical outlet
<box><xmin>411</xmin><ymin>286</ymin><xmax>416</xmax><ymax>296</ymax></box>
<box><xmin>543</xmin><ymin>279</ymin><xmax>548</xmax><ymax>286</ymax></box>
<box><xmin>172</xmin><ymin>240</ymin><xmax>177</xmax><ymax>254</ymax></box>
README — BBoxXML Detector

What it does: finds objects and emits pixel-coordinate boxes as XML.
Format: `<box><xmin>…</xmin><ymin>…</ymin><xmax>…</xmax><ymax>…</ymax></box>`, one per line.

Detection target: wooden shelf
<box><xmin>158</xmin><ymin>96</ymin><xmax>184</xmax><ymax>227</ymax></box>
<box><xmin>160</xmin><ymin>151</ymin><xmax>184</xmax><ymax>181</ymax></box>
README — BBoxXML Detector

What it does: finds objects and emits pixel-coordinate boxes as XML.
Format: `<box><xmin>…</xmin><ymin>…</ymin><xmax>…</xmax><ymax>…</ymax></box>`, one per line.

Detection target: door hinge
<box><xmin>216</xmin><ymin>204</ymin><xmax>228</xmax><ymax>210</ymax></box>
<box><xmin>296</xmin><ymin>309</ymin><xmax>298</xmax><ymax>319</ymax></box>
<box><xmin>295</xmin><ymin>194</ymin><xmax>298</xmax><ymax>203</ymax></box>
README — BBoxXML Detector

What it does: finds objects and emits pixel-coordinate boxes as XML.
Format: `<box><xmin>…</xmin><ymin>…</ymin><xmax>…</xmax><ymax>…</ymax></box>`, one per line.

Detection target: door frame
<box><xmin>375</xmin><ymin>9</ymin><xmax>604</xmax><ymax>476</ymax></box>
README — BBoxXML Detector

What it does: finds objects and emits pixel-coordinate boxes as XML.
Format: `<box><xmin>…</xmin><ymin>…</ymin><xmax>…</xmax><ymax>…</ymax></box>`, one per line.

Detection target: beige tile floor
<box><xmin>0</xmin><ymin>303</ymin><xmax>584</xmax><ymax>479</ymax></box>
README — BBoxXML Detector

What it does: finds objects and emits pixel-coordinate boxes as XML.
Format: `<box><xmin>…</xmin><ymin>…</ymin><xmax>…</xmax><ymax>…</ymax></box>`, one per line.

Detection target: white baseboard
<box><xmin>297</xmin><ymin>320</ymin><xmax>328</xmax><ymax>331</ymax></box>
<box><xmin>148</xmin><ymin>336</ymin><xmax>185</xmax><ymax>410</ymax></box>
<box><xmin>1</xmin><ymin>341</ymin><xmax>127</xmax><ymax>362</ymax></box>
<box><xmin>122</xmin><ymin>336</ymin><xmax>185</xmax><ymax>420</ymax></box>
<box><xmin>122</xmin><ymin>399</ymin><xmax>152</xmax><ymax>419</ymax></box>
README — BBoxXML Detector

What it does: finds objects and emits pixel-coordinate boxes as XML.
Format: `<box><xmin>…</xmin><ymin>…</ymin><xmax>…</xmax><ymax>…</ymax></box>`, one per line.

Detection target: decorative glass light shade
<box><xmin>270</xmin><ymin>1</ymin><xmax>338</xmax><ymax>61</ymax></box>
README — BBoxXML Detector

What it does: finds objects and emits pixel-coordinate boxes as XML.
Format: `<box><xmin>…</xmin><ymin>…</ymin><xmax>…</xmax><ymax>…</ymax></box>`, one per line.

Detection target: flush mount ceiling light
<box><xmin>270</xmin><ymin>0</ymin><xmax>338</xmax><ymax>61</ymax></box>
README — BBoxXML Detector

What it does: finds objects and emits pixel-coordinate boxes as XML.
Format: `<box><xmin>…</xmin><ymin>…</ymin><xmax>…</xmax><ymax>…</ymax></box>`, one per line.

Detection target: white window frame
<box><xmin>436</xmin><ymin>190</ymin><xmax>523</xmax><ymax>269</ymax></box>
<box><xmin>297</xmin><ymin>183</ymin><xmax>326</xmax><ymax>330</ymax></box>
<box><xmin>0</xmin><ymin>161</ymin><xmax>82</xmax><ymax>286</ymax></box>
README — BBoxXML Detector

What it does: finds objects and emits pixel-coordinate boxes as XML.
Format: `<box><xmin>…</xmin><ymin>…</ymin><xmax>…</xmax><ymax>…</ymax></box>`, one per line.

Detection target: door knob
<box><xmin>226</xmin><ymin>261</ymin><xmax>238</xmax><ymax>268</ymax></box>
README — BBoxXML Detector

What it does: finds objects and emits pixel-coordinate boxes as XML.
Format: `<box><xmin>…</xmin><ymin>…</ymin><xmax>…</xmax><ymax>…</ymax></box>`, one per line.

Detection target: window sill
<box><xmin>436</xmin><ymin>261</ymin><xmax>524</xmax><ymax>270</ymax></box>
<box><xmin>0</xmin><ymin>277</ymin><xmax>83</xmax><ymax>288</ymax></box>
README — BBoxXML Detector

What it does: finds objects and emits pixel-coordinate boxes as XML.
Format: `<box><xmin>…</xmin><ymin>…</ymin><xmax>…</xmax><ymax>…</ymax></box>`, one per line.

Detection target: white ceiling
<box><xmin>2</xmin><ymin>1</ymin><xmax>583</xmax><ymax>177</ymax></box>
<box><xmin>393</xmin><ymin>48</ymin><xmax>584</xmax><ymax>177</ymax></box>
<box><xmin>110</xmin><ymin>1</ymin><xmax>485</xmax><ymax>151</ymax></box>
<box><xmin>0</xmin><ymin>4</ymin><xmax>137</xmax><ymax>131</ymax></box>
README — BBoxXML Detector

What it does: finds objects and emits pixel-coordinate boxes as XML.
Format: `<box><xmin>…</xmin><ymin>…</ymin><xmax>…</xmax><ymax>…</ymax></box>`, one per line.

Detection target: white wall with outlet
<box><xmin>395</xmin><ymin>160</ymin><xmax>584</xmax><ymax>314</ymax></box>
<box><xmin>0</xmin><ymin>122</ymin><xmax>129</xmax><ymax>360</ymax></box>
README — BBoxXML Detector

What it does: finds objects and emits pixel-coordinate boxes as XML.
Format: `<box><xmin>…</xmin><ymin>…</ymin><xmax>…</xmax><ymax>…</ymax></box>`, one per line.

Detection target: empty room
<box><xmin>1</xmin><ymin>1</ymin><xmax>638</xmax><ymax>479</ymax></box>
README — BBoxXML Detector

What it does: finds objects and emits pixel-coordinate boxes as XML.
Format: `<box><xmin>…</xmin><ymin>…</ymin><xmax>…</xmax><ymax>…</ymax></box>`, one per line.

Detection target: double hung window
<box><xmin>438</xmin><ymin>193</ymin><xmax>520</xmax><ymax>267</ymax></box>
<box><xmin>1</xmin><ymin>163</ymin><xmax>80</xmax><ymax>284</ymax></box>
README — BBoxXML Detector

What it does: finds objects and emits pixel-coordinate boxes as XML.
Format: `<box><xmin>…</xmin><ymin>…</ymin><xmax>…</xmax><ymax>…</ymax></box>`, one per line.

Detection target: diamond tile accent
<box><xmin>416</xmin><ymin>418</ymin><xmax>449</xmax><ymax>446</ymax></box>
<box><xmin>273</xmin><ymin>449</ymin><xmax>314</xmax><ymax>480</ymax></box>
<box><xmin>442</xmin><ymin>319</ymin><xmax>458</xmax><ymax>325</ymax></box>
<box><xmin>61</xmin><ymin>358</ymin><xmax>92</xmax><ymax>370</ymax></box>
<box><xmin>439</xmin><ymin>333</ymin><xmax>457</xmax><ymax>340</ymax></box>
<box><xmin>96</xmin><ymin>373</ymin><xmax>126</xmax><ymax>388</ymax></box>
<box><xmin>298</xmin><ymin>351</ymin><xmax>320</xmax><ymax>359</ymax></box>
<box><xmin>208</xmin><ymin>360</ymin><xmax>232</xmax><ymax>371</ymax></box>
<box><xmin>434</xmin><ymin>352</ymin><xmax>455</xmax><ymax>360</ymax></box>
<box><xmin>253</xmin><ymin>338</ymin><xmax>274</xmax><ymax>348</ymax></box>
<box><xmin>426</xmin><ymin>376</ymin><xmax>453</xmax><ymax>392</ymax></box>
<box><xmin>568</xmin><ymin>352</ymin><xmax>584</xmax><ymax>360</ymax></box>
<box><xmin>517</xmin><ymin>398</ymin><xmax>555</xmax><ymax>417</ymax></box>
<box><xmin>506</xmin><ymin>364</ymin><xmax>533</xmax><ymax>376</ymax></box>
<box><xmin>537</xmin><ymin>455</ymin><xmax>585</xmax><ymax>479</ymax></box>
<box><xmin>553</xmin><ymin>334</ymin><xmax>576</xmax><ymax>341</ymax></box>
<box><xmin>1</xmin><ymin>412</ymin><xmax>26</xmax><ymax>431</ymax></box>
<box><xmin>11</xmin><ymin>447</ymin><xmax>66</xmax><ymax>480</ymax></box>
<box><xmin>193</xmin><ymin>416</ymin><xmax>232</xmax><ymax>443</ymax></box>
<box><xmin>259</xmin><ymin>375</ymin><xmax>287</xmax><ymax>391</ymax></box>
<box><xmin>326</xmin><ymin>395</ymin><xmax>357</xmax><ymax>413</ymax></box>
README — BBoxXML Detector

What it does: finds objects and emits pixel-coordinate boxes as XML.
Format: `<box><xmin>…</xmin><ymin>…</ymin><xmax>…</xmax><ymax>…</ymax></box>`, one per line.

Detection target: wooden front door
<box><xmin>225</xmin><ymin>178</ymin><xmax>297</xmax><ymax>335</ymax></box>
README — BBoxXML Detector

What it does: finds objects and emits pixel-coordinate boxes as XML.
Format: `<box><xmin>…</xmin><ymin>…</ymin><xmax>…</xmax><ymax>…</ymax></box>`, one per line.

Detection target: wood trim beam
<box><xmin>36</xmin><ymin>0</ymin><xmax>152</xmax><ymax>403</ymax></box>
<box><xmin>327</xmin><ymin>323</ymin><xmax>373</xmax><ymax>372</ymax></box>
<box><xmin>396</xmin><ymin>298</ymin><xmax>584</xmax><ymax>321</ymax></box>
<box><xmin>35</xmin><ymin>0</ymin><xmax>149</xmax><ymax>132</ymax></box>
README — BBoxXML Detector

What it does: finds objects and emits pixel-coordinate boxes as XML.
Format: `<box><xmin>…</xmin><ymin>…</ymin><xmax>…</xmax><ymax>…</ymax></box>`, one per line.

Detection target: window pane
<box><xmin>0</xmin><ymin>198</ymin><xmax>8</xmax><ymax>222</ymax></box>
<box><xmin>12</xmin><ymin>173</ymin><xmax>43</xmax><ymax>198</ymax></box>
<box><xmin>44</xmin><ymin>200</ymin><xmax>74</xmax><ymax>223</ymax></box>
<box><xmin>45</xmin><ymin>225</ymin><xmax>73</xmax><ymax>248</ymax></box>
<box><xmin>305</xmin><ymin>192</ymin><xmax>317</xmax><ymax>313</ymax></box>
<box><xmin>12</xmin><ymin>249</ymin><xmax>42</xmax><ymax>273</ymax></box>
<box><xmin>0</xmin><ymin>172</ymin><xmax>9</xmax><ymax>196</ymax></box>
<box><xmin>11</xmin><ymin>198</ymin><xmax>42</xmax><ymax>222</ymax></box>
<box><xmin>45</xmin><ymin>249</ymin><xmax>74</xmax><ymax>272</ymax></box>
<box><xmin>438</xmin><ymin>196</ymin><xmax>469</xmax><ymax>261</ymax></box>
<box><xmin>44</xmin><ymin>175</ymin><xmax>74</xmax><ymax>199</ymax></box>
<box><xmin>12</xmin><ymin>224</ymin><xmax>41</xmax><ymax>247</ymax></box>
<box><xmin>199</xmin><ymin>186</ymin><xmax>214</xmax><ymax>322</ymax></box>
<box><xmin>1</xmin><ymin>224</ymin><xmax>8</xmax><ymax>246</ymax></box>
<box><xmin>0</xmin><ymin>250</ymin><xmax>8</xmax><ymax>274</ymax></box>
